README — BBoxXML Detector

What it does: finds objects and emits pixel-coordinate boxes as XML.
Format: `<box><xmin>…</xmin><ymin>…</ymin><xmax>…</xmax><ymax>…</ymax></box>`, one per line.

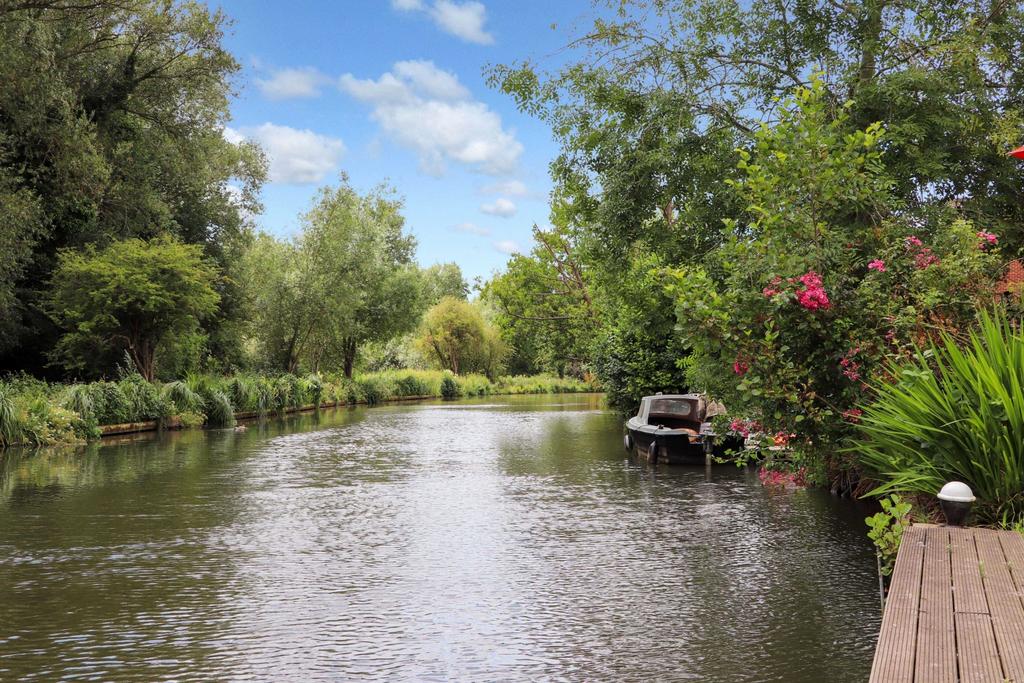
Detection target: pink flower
<box><xmin>795</xmin><ymin>270</ymin><xmax>831</xmax><ymax>310</ymax></box>
<box><xmin>762</xmin><ymin>276</ymin><xmax>782</xmax><ymax>298</ymax></box>
<box><xmin>977</xmin><ymin>231</ymin><xmax>998</xmax><ymax>249</ymax></box>
<box><xmin>914</xmin><ymin>248</ymin><xmax>939</xmax><ymax>270</ymax></box>
<box><xmin>905</xmin><ymin>235</ymin><xmax>923</xmax><ymax>248</ymax></box>
<box><xmin>733</xmin><ymin>359</ymin><xmax>749</xmax><ymax>375</ymax></box>
<box><xmin>842</xmin><ymin>408</ymin><xmax>863</xmax><ymax>423</ymax></box>
<box><xmin>868</xmin><ymin>259</ymin><xmax>886</xmax><ymax>272</ymax></box>
<box><xmin>840</xmin><ymin>348</ymin><xmax>862</xmax><ymax>382</ymax></box>
<box><xmin>730</xmin><ymin>419</ymin><xmax>762</xmax><ymax>438</ymax></box>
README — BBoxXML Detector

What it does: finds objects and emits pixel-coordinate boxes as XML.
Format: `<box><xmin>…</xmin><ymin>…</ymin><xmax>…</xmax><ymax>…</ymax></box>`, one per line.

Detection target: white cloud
<box><xmin>340</xmin><ymin>60</ymin><xmax>522</xmax><ymax>176</ymax></box>
<box><xmin>222</xmin><ymin>126</ymin><xmax>245</xmax><ymax>145</ymax></box>
<box><xmin>392</xmin><ymin>60</ymin><xmax>469</xmax><ymax>100</ymax></box>
<box><xmin>480</xmin><ymin>197</ymin><xmax>517</xmax><ymax>217</ymax></box>
<box><xmin>430</xmin><ymin>1</ymin><xmax>493</xmax><ymax>44</ymax></box>
<box><xmin>479</xmin><ymin>180</ymin><xmax>529</xmax><ymax>197</ymax></box>
<box><xmin>494</xmin><ymin>240</ymin><xmax>521</xmax><ymax>255</ymax></box>
<box><xmin>392</xmin><ymin>0</ymin><xmax>494</xmax><ymax>45</ymax></box>
<box><xmin>453</xmin><ymin>221</ymin><xmax>491</xmax><ymax>236</ymax></box>
<box><xmin>228</xmin><ymin>123</ymin><xmax>345</xmax><ymax>184</ymax></box>
<box><xmin>256</xmin><ymin>67</ymin><xmax>329</xmax><ymax>100</ymax></box>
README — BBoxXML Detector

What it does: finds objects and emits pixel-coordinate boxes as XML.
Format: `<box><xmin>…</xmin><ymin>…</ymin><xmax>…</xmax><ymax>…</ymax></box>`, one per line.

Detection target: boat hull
<box><xmin>626</xmin><ymin>426</ymin><xmax>745</xmax><ymax>465</ymax></box>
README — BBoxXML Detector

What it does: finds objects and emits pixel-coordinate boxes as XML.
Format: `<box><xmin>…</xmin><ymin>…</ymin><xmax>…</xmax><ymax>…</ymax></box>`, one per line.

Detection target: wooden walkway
<box><xmin>870</xmin><ymin>524</ymin><xmax>1024</xmax><ymax>682</ymax></box>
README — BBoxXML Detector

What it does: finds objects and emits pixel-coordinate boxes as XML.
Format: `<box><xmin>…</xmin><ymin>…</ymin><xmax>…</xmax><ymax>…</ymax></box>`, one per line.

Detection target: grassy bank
<box><xmin>0</xmin><ymin>370</ymin><xmax>597</xmax><ymax>448</ymax></box>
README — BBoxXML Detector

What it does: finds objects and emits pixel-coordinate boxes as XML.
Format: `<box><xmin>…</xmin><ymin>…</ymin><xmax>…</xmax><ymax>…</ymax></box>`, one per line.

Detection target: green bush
<box><xmin>440</xmin><ymin>374</ymin><xmax>460</xmax><ymax>399</ymax></box>
<box><xmin>855</xmin><ymin>309</ymin><xmax>1024</xmax><ymax>523</ymax></box>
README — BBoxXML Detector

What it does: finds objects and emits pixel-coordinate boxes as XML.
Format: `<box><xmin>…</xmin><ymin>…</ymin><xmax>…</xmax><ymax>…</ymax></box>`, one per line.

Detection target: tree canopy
<box><xmin>47</xmin><ymin>236</ymin><xmax>221</xmax><ymax>381</ymax></box>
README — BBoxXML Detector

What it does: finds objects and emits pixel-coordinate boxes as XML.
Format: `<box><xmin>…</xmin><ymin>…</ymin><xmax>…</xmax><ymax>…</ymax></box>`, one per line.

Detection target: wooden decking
<box><xmin>870</xmin><ymin>524</ymin><xmax>1024</xmax><ymax>682</ymax></box>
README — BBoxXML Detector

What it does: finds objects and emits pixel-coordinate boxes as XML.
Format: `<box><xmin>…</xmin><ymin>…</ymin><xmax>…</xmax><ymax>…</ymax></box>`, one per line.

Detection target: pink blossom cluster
<box><xmin>758</xmin><ymin>465</ymin><xmax>807</xmax><ymax>488</ymax></box>
<box><xmin>842</xmin><ymin>408</ymin><xmax>863</xmax><ymax>423</ymax></box>
<box><xmin>867</xmin><ymin>259</ymin><xmax>886</xmax><ymax>272</ymax></box>
<box><xmin>729</xmin><ymin>418</ymin><xmax>762</xmax><ymax>438</ymax></box>
<box><xmin>913</xmin><ymin>248</ymin><xmax>939</xmax><ymax>270</ymax></box>
<box><xmin>733</xmin><ymin>358</ymin><xmax>749</xmax><ymax>375</ymax></box>
<box><xmin>762</xmin><ymin>276</ymin><xmax>783</xmax><ymax>298</ymax></box>
<box><xmin>794</xmin><ymin>271</ymin><xmax>831</xmax><ymax>310</ymax></box>
<box><xmin>905</xmin><ymin>235</ymin><xmax>939</xmax><ymax>270</ymax></box>
<box><xmin>839</xmin><ymin>347</ymin><xmax>861</xmax><ymax>382</ymax></box>
<box><xmin>977</xmin><ymin>230</ymin><xmax>998</xmax><ymax>250</ymax></box>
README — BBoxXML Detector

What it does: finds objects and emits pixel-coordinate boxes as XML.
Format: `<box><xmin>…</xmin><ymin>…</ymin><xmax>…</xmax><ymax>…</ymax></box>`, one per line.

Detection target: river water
<box><xmin>0</xmin><ymin>394</ymin><xmax>880</xmax><ymax>681</ymax></box>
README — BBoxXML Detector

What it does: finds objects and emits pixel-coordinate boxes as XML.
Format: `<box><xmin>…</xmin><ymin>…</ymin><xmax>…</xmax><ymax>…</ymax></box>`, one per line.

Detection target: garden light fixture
<box><xmin>937</xmin><ymin>481</ymin><xmax>975</xmax><ymax>526</ymax></box>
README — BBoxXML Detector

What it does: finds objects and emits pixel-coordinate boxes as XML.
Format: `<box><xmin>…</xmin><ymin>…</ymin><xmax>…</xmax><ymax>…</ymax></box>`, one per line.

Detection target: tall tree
<box><xmin>47</xmin><ymin>236</ymin><xmax>220</xmax><ymax>381</ymax></box>
<box><xmin>0</xmin><ymin>0</ymin><xmax>264</xmax><ymax>373</ymax></box>
<box><xmin>243</xmin><ymin>178</ymin><xmax>423</xmax><ymax>377</ymax></box>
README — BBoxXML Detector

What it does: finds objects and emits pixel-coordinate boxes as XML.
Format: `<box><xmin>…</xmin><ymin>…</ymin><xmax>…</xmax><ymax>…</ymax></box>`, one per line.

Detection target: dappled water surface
<box><xmin>0</xmin><ymin>394</ymin><xmax>880</xmax><ymax>681</ymax></box>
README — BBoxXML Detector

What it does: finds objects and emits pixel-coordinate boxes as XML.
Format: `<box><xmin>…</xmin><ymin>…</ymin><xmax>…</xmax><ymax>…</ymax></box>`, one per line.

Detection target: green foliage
<box><xmin>481</xmin><ymin>224</ymin><xmax>593</xmax><ymax>377</ymax></box>
<box><xmin>162</xmin><ymin>381</ymin><xmax>204</xmax><ymax>416</ymax></box>
<box><xmin>856</xmin><ymin>310</ymin><xmax>1024</xmax><ymax>523</ymax></box>
<box><xmin>417</xmin><ymin>297</ymin><xmax>506</xmax><ymax>379</ymax></box>
<box><xmin>0</xmin><ymin>0</ymin><xmax>264</xmax><ymax>367</ymax></box>
<box><xmin>242</xmin><ymin>177</ymin><xmax>423</xmax><ymax>376</ymax></box>
<box><xmin>666</xmin><ymin>80</ymin><xmax>1000</xmax><ymax>475</ymax></box>
<box><xmin>865</xmin><ymin>495</ymin><xmax>913</xmax><ymax>577</ymax></box>
<box><xmin>440</xmin><ymin>374</ymin><xmax>460</xmax><ymax>400</ymax></box>
<box><xmin>47</xmin><ymin>236</ymin><xmax>221</xmax><ymax>381</ymax></box>
<box><xmin>0</xmin><ymin>385</ymin><xmax>19</xmax><ymax>446</ymax></box>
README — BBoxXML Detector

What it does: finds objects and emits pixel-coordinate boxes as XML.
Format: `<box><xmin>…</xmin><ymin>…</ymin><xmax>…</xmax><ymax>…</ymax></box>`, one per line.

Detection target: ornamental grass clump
<box><xmin>856</xmin><ymin>309</ymin><xmax>1024</xmax><ymax>523</ymax></box>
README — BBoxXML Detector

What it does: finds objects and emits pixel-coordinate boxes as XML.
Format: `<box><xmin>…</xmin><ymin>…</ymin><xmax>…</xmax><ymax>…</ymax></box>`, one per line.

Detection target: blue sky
<box><xmin>216</xmin><ymin>0</ymin><xmax>597</xmax><ymax>284</ymax></box>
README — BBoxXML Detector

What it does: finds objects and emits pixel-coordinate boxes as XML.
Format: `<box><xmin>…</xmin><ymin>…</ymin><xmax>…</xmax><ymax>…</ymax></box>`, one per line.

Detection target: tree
<box><xmin>417</xmin><ymin>297</ymin><xmax>505</xmax><ymax>378</ymax></box>
<box><xmin>47</xmin><ymin>236</ymin><xmax>221</xmax><ymax>381</ymax></box>
<box><xmin>0</xmin><ymin>0</ymin><xmax>264</xmax><ymax>374</ymax></box>
<box><xmin>481</xmin><ymin>223</ymin><xmax>592</xmax><ymax>377</ymax></box>
<box><xmin>422</xmin><ymin>262</ymin><xmax>470</xmax><ymax>304</ymax></box>
<box><xmin>487</xmin><ymin>0</ymin><xmax>1024</xmax><ymax>407</ymax></box>
<box><xmin>243</xmin><ymin>178</ymin><xmax>423</xmax><ymax>377</ymax></box>
<box><xmin>667</xmin><ymin>81</ymin><xmax>1000</xmax><ymax>486</ymax></box>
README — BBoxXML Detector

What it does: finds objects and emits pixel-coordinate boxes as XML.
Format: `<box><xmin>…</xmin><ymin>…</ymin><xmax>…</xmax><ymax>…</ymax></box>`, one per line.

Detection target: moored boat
<box><xmin>624</xmin><ymin>393</ymin><xmax>741</xmax><ymax>464</ymax></box>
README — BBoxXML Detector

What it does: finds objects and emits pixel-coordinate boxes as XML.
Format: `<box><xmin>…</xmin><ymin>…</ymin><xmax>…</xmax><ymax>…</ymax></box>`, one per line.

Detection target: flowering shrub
<box><xmin>665</xmin><ymin>79</ymin><xmax>1000</xmax><ymax>486</ymax></box>
<box><xmin>758</xmin><ymin>465</ymin><xmax>807</xmax><ymax>488</ymax></box>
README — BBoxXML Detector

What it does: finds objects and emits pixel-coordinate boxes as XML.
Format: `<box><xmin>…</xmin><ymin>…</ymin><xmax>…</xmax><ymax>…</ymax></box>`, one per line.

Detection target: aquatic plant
<box><xmin>162</xmin><ymin>380</ymin><xmax>204</xmax><ymax>416</ymax></box>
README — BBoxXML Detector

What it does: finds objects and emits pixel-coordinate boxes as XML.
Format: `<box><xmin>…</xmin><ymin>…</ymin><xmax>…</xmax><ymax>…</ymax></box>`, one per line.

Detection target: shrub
<box><xmin>855</xmin><ymin>309</ymin><xmax>1024</xmax><ymax>523</ymax></box>
<box><xmin>440</xmin><ymin>374</ymin><xmax>460</xmax><ymax>399</ymax></box>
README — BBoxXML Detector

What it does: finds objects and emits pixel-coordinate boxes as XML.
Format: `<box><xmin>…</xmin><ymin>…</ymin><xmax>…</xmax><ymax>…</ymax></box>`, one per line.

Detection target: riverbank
<box><xmin>0</xmin><ymin>370</ymin><xmax>596</xmax><ymax>448</ymax></box>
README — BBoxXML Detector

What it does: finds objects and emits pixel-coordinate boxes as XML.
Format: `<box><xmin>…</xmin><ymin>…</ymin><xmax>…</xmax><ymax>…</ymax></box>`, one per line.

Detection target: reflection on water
<box><xmin>0</xmin><ymin>394</ymin><xmax>879</xmax><ymax>681</ymax></box>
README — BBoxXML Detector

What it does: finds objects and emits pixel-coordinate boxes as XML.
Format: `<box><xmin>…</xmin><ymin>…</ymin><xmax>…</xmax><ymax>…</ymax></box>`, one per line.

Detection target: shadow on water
<box><xmin>0</xmin><ymin>394</ymin><xmax>880</xmax><ymax>681</ymax></box>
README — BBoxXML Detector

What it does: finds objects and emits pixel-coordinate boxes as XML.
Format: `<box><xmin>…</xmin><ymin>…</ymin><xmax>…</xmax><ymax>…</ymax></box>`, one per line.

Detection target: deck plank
<box><xmin>871</xmin><ymin>525</ymin><xmax>1024</xmax><ymax>683</ymax></box>
<box><xmin>915</xmin><ymin>526</ymin><xmax>955</xmax><ymax>683</ymax></box>
<box><xmin>869</xmin><ymin>525</ymin><xmax>926</xmax><ymax>683</ymax></box>
<box><xmin>949</xmin><ymin>527</ymin><xmax>990</xmax><ymax>615</ymax></box>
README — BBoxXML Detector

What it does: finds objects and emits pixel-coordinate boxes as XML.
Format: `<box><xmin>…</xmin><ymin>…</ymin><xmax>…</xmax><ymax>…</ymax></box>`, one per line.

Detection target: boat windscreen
<box><xmin>649</xmin><ymin>398</ymin><xmax>694</xmax><ymax>417</ymax></box>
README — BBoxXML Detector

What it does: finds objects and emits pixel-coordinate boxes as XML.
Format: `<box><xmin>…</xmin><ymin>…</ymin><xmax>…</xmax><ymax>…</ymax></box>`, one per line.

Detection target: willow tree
<box><xmin>244</xmin><ymin>178</ymin><xmax>423</xmax><ymax>376</ymax></box>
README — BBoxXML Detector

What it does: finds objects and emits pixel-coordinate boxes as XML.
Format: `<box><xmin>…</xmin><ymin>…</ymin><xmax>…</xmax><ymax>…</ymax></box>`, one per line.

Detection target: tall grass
<box><xmin>0</xmin><ymin>368</ymin><xmax>596</xmax><ymax>447</ymax></box>
<box><xmin>855</xmin><ymin>309</ymin><xmax>1024</xmax><ymax>523</ymax></box>
<box><xmin>0</xmin><ymin>384</ymin><xmax>19</xmax><ymax>446</ymax></box>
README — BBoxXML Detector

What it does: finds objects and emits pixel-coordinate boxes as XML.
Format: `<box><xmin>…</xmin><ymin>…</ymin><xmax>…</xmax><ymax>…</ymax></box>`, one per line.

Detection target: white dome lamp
<box><xmin>937</xmin><ymin>481</ymin><xmax>975</xmax><ymax>526</ymax></box>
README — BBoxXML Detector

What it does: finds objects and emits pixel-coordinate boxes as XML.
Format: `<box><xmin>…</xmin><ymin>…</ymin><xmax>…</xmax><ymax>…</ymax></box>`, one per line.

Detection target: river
<box><xmin>0</xmin><ymin>393</ymin><xmax>880</xmax><ymax>681</ymax></box>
